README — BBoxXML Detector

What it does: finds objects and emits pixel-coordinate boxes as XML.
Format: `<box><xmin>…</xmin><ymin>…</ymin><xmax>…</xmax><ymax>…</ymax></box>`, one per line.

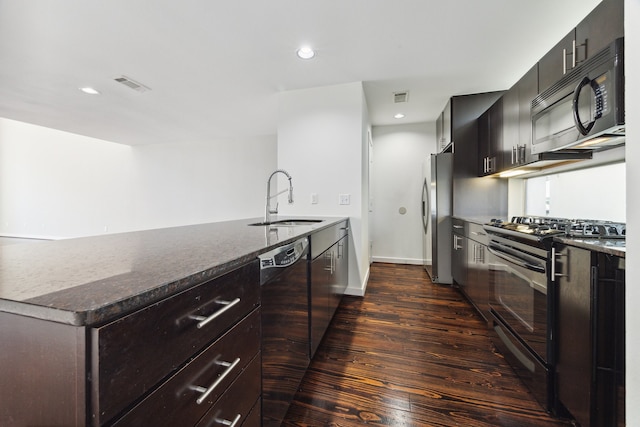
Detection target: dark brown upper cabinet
<box><xmin>538</xmin><ymin>0</ymin><xmax>623</xmax><ymax>93</ymax></box>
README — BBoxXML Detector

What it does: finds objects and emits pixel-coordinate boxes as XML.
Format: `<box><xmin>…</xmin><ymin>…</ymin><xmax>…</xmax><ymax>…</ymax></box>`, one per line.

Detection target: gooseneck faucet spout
<box><xmin>265</xmin><ymin>169</ymin><xmax>293</xmax><ymax>223</ymax></box>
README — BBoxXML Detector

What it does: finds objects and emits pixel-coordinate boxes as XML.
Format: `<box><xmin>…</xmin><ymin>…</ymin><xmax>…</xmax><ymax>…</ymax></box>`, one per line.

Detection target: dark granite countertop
<box><xmin>554</xmin><ymin>236</ymin><xmax>626</xmax><ymax>258</ymax></box>
<box><xmin>0</xmin><ymin>216</ymin><xmax>347</xmax><ymax>326</ymax></box>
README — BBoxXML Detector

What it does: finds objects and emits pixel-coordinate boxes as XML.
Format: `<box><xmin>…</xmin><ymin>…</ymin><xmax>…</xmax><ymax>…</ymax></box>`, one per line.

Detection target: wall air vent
<box><xmin>393</xmin><ymin>91</ymin><xmax>409</xmax><ymax>103</ymax></box>
<box><xmin>113</xmin><ymin>75</ymin><xmax>151</xmax><ymax>93</ymax></box>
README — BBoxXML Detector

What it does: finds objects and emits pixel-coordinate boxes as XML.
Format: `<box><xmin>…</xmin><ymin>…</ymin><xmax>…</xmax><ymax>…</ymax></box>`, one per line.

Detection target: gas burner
<box><xmin>566</xmin><ymin>220</ymin><xmax>626</xmax><ymax>239</ymax></box>
<box><xmin>485</xmin><ymin>216</ymin><xmax>626</xmax><ymax>241</ymax></box>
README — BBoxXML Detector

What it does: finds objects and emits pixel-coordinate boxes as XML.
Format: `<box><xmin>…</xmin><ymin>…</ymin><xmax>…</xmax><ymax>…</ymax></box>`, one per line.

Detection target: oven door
<box><xmin>487</xmin><ymin>241</ymin><xmax>548</xmax><ymax>362</ymax></box>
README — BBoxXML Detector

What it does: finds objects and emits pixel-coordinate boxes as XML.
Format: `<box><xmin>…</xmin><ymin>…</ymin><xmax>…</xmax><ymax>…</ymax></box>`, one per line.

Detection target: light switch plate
<box><xmin>339</xmin><ymin>194</ymin><xmax>351</xmax><ymax>205</ymax></box>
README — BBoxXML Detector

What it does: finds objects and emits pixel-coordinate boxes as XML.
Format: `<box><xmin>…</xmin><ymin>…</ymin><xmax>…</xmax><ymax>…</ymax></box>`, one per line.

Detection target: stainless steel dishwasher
<box><xmin>259</xmin><ymin>237</ymin><xmax>310</xmax><ymax>427</ymax></box>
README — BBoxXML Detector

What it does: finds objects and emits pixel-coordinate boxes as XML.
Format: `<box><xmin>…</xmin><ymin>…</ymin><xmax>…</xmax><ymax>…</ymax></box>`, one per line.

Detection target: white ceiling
<box><xmin>0</xmin><ymin>0</ymin><xmax>601</xmax><ymax>146</ymax></box>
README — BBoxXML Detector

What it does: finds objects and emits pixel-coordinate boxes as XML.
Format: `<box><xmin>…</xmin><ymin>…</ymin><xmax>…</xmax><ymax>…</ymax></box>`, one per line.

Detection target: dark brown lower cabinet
<box><xmin>554</xmin><ymin>244</ymin><xmax>625</xmax><ymax>427</ymax></box>
<box><xmin>0</xmin><ymin>260</ymin><xmax>261</xmax><ymax>426</ymax></box>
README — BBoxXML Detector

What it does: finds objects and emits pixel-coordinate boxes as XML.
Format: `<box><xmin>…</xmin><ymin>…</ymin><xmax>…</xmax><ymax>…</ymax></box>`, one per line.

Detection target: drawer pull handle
<box><xmin>190</xmin><ymin>298</ymin><xmax>241</xmax><ymax>329</ymax></box>
<box><xmin>192</xmin><ymin>357</ymin><xmax>241</xmax><ymax>405</ymax></box>
<box><xmin>214</xmin><ymin>413</ymin><xmax>242</xmax><ymax>427</ymax></box>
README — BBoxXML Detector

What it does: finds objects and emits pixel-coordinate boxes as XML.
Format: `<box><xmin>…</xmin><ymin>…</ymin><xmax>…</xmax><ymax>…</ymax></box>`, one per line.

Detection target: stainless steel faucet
<box><xmin>265</xmin><ymin>169</ymin><xmax>293</xmax><ymax>223</ymax></box>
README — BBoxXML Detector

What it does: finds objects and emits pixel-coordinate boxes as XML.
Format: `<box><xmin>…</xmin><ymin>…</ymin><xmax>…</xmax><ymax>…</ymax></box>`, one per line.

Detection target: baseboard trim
<box><xmin>344</xmin><ymin>264</ymin><xmax>369</xmax><ymax>297</ymax></box>
<box><xmin>371</xmin><ymin>256</ymin><xmax>424</xmax><ymax>266</ymax></box>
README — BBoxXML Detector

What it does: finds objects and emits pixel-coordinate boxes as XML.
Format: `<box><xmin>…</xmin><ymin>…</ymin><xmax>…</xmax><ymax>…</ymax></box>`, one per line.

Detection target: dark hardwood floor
<box><xmin>282</xmin><ymin>263</ymin><xmax>573</xmax><ymax>427</ymax></box>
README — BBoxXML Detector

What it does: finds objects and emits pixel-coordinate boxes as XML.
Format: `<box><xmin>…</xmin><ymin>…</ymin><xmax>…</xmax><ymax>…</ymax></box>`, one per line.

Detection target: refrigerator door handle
<box><xmin>421</xmin><ymin>178</ymin><xmax>430</xmax><ymax>234</ymax></box>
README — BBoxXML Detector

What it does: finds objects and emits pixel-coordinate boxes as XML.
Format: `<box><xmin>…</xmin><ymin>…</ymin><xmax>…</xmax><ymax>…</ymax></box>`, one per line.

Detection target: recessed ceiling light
<box><xmin>394</xmin><ymin>113</ymin><xmax>405</xmax><ymax>119</ymax></box>
<box><xmin>296</xmin><ymin>46</ymin><xmax>315</xmax><ymax>59</ymax></box>
<box><xmin>79</xmin><ymin>87</ymin><xmax>100</xmax><ymax>95</ymax></box>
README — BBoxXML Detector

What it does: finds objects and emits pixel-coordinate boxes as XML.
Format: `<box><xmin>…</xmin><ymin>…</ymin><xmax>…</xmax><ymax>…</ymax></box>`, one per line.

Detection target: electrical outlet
<box><xmin>339</xmin><ymin>194</ymin><xmax>351</xmax><ymax>205</ymax></box>
<box><xmin>311</xmin><ymin>193</ymin><xmax>318</xmax><ymax>204</ymax></box>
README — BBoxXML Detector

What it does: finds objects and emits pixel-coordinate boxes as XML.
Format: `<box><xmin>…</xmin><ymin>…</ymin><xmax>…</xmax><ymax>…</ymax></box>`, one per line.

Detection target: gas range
<box><xmin>484</xmin><ymin>216</ymin><xmax>626</xmax><ymax>246</ymax></box>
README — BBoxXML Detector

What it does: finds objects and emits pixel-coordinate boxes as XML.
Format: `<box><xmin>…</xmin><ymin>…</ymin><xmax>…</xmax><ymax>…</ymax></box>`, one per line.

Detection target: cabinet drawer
<box><xmin>311</xmin><ymin>221</ymin><xmax>348</xmax><ymax>259</ymax></box>
<box><xmin>112</xmin><ymin>309</ymin><xmax>260</xmax><ymax>427</ymax></box>
<box><xmin>467</xmin><ymin>223</ymin><xmax>488</xmax><ymax>245</ymax></box>
<box><xmin>195</xmin><ymin>354</ymin><xmax>261</xmax><ymax>427</ymax></box>
<box><xmin>452</xmin><ymin>218</ymin><xmax>466</xmax><ymax>236</ymax></box>
<box><xmin>91</xmin><ymin>260</ymin><xmax>259</xmax><ymax>425</ymax></box>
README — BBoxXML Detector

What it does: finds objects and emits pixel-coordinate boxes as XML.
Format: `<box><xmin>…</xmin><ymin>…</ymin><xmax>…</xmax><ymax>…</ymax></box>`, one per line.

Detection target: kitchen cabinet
<box><xmin>436</xmin><ymin>98</ymin><xmax>452</xmax><ymax>151</ymax></box>
<box><xmin>452</xmin><ymin>219</ymin><xmax>490</xmax><ymax>323</ymax></box>
<box><xmin>517</xmin><ymin>64</ymin><xmax>539</xmax><ymax>164</ymax></box>
<box><xmin>575</xmin><ymin>0</ymin><xmax>624</xmax><ymax>62</ymax></box>
<box><xmin>464</xmin><ymin>223</ymin><xmax>490</xmax><ymax>322</ymax></box>
<box><xmin>538</xmin><ymin>0</ymin><xmax>623</xmax><ymax>93</ymax></box>
<box><xmin>553</xmin><ymin>244</ymin><xmax>625</xmax><ymax>427</ymax></box>
<box><xmin>310</xmin><ymin>221</ymin><xmax>349</xmax><ymax>357</ymax></box>
<box><xmin>502</xmin><ymin>64</ymin><xmax>538</xmax><ymax>170</ymax></box>
<box><xmin>478</xmin><ymin>97</ymin><xmax>503</xmax><ymax>176</ymax></box>
<box><xmin>449</xmin><ymin>91</ymin><xmax>507</xmax><ymax>218</ymax></box>
<box><xmin>451</xmin><ymin>219</ymin><xmax>467</xmax><ymax>289</ymax></box>
<box><xmin>92</xmin><ymin>260</ymin><xmax>260</xmax><ymax>426</ymax></box>
<box><xmin>0</xmin><ymin>260</ymin><xmax>261</xmax><ymax>427</ymax></box>
<box><xmin>538</xmin><ymin>29</ymin><xmax>576</xmax><ymax>93</ymax></box>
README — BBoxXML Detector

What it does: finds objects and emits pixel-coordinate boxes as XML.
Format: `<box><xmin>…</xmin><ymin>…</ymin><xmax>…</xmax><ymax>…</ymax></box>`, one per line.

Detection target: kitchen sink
<box><xmin>248</xmin><ymin>219</ymin><xmax>324</xmax><ymax>227</ymax></box>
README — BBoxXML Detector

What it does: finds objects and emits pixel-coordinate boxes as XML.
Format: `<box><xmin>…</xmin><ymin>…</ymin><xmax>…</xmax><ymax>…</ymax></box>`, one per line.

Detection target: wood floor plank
<box><xmin>281</xmin><ymin>263</ymin><xmax>572</xmax><ymax>426</ymax></box>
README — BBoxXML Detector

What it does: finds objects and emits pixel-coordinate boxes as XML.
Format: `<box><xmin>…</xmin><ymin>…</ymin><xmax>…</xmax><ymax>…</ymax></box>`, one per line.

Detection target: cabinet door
<box><xmin>538</xmin><ymin>29</ymin><xmax>576</xmax><ymax>93</ymax></box>
<box><xmin>478</xmin><ymin>98</ymin><xmax>503</xmax><ymax>176</ymax></box>
<box><xmin>576</xmin><ymin>0</ymin><xmax>623</xmax><ymax>62</ymax></box>
<box><xmin>329</xmin><ymin>236</ymin><xmax>348</xmax><ymax>319</ymax></box>
<box><xmin>441</xmin><ymin>99</ymin><xmax>452</xmax><ymax>150</ymax></box>
<box><xmin>451</xmin><ymin>233</ymin><xmax>466</xmax><ymax>288</ymax></box>
<box><xmin>310</xmin><ymin>254</ymin><xmax>330</xmax><ymax>357</ymax></box>
<box><xmin>489</xmin><ymin>98</ymin><xmax>503</xmax><ymax>173</ymax></box>
<box><xmin>477</xmin><ymin>108</ymin><xmax>490</xmax><ymax>175</ymax></box>
<box><xmin>555</xmin><ymin>244</ymin><xmax>593</xmax><ymax>427</ymax></box>
<box><xmin>518</xmin><ymin>64</ymin><xmax>538</xmax><ymax>164</ymax></box>
<box><xmin>436</xmin><ymin>111</ymin><xmax>443</xmax><ymax>150</ymax></box>
<box><xmin>501</xmin><ymin>86</ymin><xmax>519</xmax><ymax>170</ymax></box>
<box><xmin>466</xmin><ymin>243</ymin><xmax>490</xmax><ymax>322</ymax></box>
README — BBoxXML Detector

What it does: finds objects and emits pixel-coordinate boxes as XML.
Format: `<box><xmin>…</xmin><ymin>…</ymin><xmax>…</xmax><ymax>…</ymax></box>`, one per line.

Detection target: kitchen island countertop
<box><xmin>0</xmin><ymin>216</ymin><xmax>347</xmax><ymax>326</ymax></box>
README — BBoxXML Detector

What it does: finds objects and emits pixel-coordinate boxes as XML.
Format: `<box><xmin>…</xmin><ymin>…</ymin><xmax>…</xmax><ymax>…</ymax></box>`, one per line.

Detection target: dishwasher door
<box><xmin>260</xmin><ymin>238</ymin><xmax>310</xmax><ymax>427</ymax></box>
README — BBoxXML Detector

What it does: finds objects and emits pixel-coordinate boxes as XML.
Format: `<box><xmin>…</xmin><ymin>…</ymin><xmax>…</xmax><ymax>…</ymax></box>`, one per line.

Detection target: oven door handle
<box><xmin>487</xmin><ymin>245</ymin><xmax>546</xmax><ymax>274</ymax></box>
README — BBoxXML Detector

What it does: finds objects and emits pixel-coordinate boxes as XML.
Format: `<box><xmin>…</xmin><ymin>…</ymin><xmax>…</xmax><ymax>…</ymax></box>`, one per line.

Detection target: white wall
<box><xmin>625</xmin><ymin>0</ymin><xmax>639</xmax><ymax>421</ymax></box>
<box><xmin>277</xmin><ymin>82</ymin><xmax>370</xmax><ymax>296</ymax></box>
<box><xmin>370</xmin><ymin>122</ymin><xmax>436</xmax><ymax>264</ymax></box>
<box><xmin>0</xmin><ymin>118</ymin><xmax>276</xmax><ymax>238</ymax></box>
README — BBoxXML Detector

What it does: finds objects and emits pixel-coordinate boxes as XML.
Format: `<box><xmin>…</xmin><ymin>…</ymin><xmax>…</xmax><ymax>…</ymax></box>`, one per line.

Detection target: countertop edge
<box><xmin>553</xmin><ymin>235</ymin><xmax>625</xmax><ymax>258</ymax></box>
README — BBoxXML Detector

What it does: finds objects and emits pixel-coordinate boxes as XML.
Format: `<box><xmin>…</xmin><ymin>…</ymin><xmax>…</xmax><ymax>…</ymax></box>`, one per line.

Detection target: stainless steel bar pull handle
<box><xmin>190</xmin><ymin>298</ymin><xmax>241</xmax><ymax>329</ymax></box>
<box><xmin>192</xmin><ymin>357</ymin><xmax>241</xmax><ymax>405</ymax></box>
<box><xmin>214</xmin><ymin>414</ymin><xmax>242</xmax><ymax>427</ymax></box>
<box><xmin>550</xmin><ymin>247</ymin><xmax>568</xmax><ymax>282</ymax></box>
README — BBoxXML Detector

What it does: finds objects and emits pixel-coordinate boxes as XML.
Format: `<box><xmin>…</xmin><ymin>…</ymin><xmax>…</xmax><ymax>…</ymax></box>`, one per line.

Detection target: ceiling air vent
<box><xmin>113</xmin><ymin>75</ymin><xmax>151</xmax><ymax>93</ymax></box>
<box><xmin>393</xmin><ymin>91</ymin><xmax>409</xmax><ymax>103</ymax></box>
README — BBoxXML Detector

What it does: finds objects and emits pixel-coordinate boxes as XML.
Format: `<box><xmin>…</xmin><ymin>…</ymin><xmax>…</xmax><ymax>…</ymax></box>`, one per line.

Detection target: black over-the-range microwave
<box><xmin>531</xmin><ymin>37</ymin><xmax>624</xmax><ymax>154</ymax></box>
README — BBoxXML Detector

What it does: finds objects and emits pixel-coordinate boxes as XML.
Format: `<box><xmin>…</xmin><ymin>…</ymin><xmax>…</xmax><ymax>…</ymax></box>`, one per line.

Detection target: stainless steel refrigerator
<box><xmin>421</xmin><ymin>152</ymin><xmax>452</xmax><ymax>284</ymax></box>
